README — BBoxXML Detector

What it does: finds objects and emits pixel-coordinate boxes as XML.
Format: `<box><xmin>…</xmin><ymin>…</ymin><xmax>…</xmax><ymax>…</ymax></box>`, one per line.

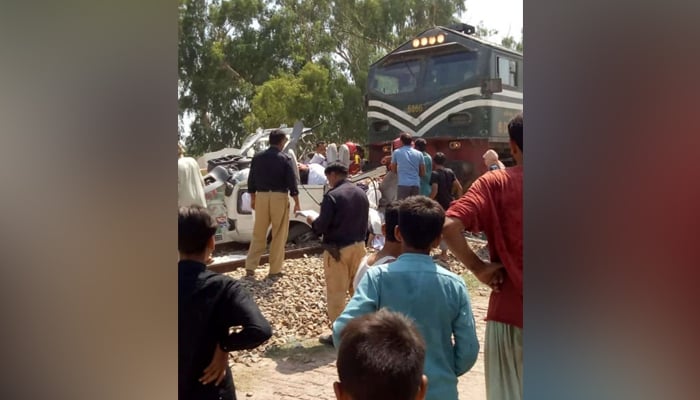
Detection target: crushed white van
<box><xmin>199</xmin><ymin>121</ymin><xmax>387</xmax><ymax>246</ymax></box>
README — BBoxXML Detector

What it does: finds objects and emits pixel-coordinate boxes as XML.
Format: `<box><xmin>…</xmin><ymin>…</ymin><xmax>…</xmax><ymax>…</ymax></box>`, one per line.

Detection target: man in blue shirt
<box><xmin>390</xmin><ymin>132</ymin><xmax>426</xmax><ymax>200</ymax></box>
<box><xmin>333</xmin><ymin>196</ymin><xmax>479</xmax><ymax>400</ymax></box>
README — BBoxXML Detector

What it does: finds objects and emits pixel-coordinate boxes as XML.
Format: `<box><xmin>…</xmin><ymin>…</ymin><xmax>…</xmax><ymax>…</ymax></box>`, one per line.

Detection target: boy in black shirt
<box><xmin>179</xmin><ymin>206</ymin><xmax>272</xmax><ymax>400</ymax></box>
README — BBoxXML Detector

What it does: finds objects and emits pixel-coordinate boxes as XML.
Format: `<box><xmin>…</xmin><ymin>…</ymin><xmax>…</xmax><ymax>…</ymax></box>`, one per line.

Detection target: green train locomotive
<box><xmin>366</xmin><ymin>23</ymin><xmax>523</xmax><ymax>188</ymax></box>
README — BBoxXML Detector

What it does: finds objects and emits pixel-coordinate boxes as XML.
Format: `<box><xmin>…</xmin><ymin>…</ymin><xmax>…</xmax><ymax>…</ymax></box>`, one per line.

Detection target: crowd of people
<box><xmin>178</xmin><ymin>113</ymin><xmax>523</xmax><ymax>400</ymax></box>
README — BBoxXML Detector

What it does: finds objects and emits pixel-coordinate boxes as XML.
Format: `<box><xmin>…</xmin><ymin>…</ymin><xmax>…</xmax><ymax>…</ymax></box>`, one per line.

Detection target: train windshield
<box><xmin>423</xmin><ymin>50</ymin><xmax>479</xmax><ymax>92</ymax></box>
<box><xmin>369</xmin><ymin>49</ymin><xmax>478</xmax><ymax>96</ymax></box>
<box><xmin>370</xmin><ymin>58</ymin><xmax>421</xmax><ymax>95</ymax></box>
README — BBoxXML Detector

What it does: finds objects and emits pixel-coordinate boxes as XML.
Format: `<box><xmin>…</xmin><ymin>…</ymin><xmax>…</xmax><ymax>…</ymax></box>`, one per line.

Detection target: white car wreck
<box><xmin>197</xmin><ymin>121</ymin><xmax>387</xmax><ymax>246</ymax></box>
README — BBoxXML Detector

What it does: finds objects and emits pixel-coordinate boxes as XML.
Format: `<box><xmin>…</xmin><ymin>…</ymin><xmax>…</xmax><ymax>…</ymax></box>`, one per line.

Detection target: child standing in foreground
<box><xmin>333</xmin><ymin>196</ymin><xmax>479</xmax><ymax>400</ymax></box>
<box><xmin>334</xmin><ymin>309</ymin><xmax>428</xmax><ymax>400</ymax></box>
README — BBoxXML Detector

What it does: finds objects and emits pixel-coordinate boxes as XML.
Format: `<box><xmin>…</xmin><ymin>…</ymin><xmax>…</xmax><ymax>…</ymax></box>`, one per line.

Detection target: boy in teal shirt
<box><xmin>333</xmin><ymin>196</ymin><xmax>479</xmax><ymax>400</ymax></box>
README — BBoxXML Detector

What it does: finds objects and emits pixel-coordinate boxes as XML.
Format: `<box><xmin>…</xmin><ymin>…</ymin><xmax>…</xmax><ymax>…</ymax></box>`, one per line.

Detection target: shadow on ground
<box><xmin>264</xmin><ymin>337</ymin><xmax>336</xmax><ymax>375</ymax></box>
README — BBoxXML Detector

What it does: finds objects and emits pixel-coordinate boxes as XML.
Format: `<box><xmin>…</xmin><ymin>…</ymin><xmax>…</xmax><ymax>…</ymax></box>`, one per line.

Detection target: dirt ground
<box><xmin>231</xmin><ymin>287</ymin><xmax>490</xmax><ymax>399</ymax></box>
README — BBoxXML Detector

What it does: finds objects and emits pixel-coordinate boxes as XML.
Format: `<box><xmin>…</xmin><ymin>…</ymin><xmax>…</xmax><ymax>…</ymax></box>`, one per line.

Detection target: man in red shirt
<box><xmin>442</xmin><ymin>113</ymin><xmax>523</xmax><ymax>400</ymax></box>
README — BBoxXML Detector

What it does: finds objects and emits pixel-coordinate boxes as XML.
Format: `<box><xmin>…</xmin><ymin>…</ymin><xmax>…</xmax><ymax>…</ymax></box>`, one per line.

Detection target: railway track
<box><xmin>208</xmin><ymin>241</ymin><xmax>324</xmax><ymax>274</ymax></box>
<box><xmin>207</xmin><ymin>232</ymin><xmax>486</xmax><ymax>275</ymax></box>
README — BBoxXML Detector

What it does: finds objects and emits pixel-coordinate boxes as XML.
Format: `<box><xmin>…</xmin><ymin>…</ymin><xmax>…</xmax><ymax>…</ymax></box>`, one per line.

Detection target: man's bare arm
<box><xmin>452</xmin><ymin>179</ymin><xmax>463</xmax><ymax>197</ymax></box>
<box><xmin>442</xmin><ymin>217</ymin><xmax>484</xmax><ymax>270</ymax></box>
<box><xmin>442</xmin><ymin>217</ymin><xmax>503</xmax><ymax>288</ymax></box>
<box><xmin>291</xmin><ymin>195</ymin><xmax>300</xmax><ymax>213</ymax></box>
<box><xmin>429</xmin><ymin>183</ymin><xmax>438</xmax><ymax>199</ymax></box>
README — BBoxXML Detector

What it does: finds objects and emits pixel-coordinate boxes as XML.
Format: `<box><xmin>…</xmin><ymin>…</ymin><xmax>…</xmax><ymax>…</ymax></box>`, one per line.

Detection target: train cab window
<box><xmin>372</xmin><ymin>58</ymin><xmax>420</xmax><ymax>95</ymax></box>
<box><xmin>426</xmin><ymin>51</ymin><xmax>476</xmax><ymax>87</ymax></box>
<box><xmin>425</xmin><ymin>51</ymin><xmax>478</xmax><ymax>91</ymax></box>
<box><xmin>497</xmin><ymin>56</ymin><xmax>518</xmax><ymax>87</ymax></box>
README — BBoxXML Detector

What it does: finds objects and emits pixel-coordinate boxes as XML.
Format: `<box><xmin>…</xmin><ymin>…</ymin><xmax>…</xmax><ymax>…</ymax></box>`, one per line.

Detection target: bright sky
<box><xmin>459</xmin><ymin>0</ymin><xmax>523</xmax><ymax>43</ymax></box>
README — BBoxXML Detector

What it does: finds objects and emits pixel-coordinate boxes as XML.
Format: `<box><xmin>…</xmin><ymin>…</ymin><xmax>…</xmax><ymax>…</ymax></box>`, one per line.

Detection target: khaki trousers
<box><xmin>485</xmin><ymin>321</ymin><xmax>523</xmax><ymax>400</ymax></box>
<box><xmin>324</xmin><ymin>242</ymin><xmax>366</xmax><ymax>323</ymax></box>
<box><xmin>245</xmin><ymin>192</ymin><xmax>290</xmax><ymax>275</ymax></box>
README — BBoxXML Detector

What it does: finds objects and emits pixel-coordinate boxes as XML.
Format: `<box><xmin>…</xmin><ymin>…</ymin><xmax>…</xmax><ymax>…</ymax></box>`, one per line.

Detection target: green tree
<box><xmin>473</xmin><ymin>20</ymin><xmax>498</xmax><ymax>41</ymax></box>
<box><xmin>179</xmin><ymin>0</ymin><xmax>265</xmax><ymax>155</ymax></box>
<box><xmin>244</xmin><ymin>62</ymin><xmax>345</xmax><ymax>138</ymax></box>
<box><xmin>179</xmin><ymin>0</ymin><xmax>341</xmax><ymax>155</ymax></box>
<box><xmin>501</xmin><ymin>28</ymin><xmax>523</xmax><ymax>52</ymax></box>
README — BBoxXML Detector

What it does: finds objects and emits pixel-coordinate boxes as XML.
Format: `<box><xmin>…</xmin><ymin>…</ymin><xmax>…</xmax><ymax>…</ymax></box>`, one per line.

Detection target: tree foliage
<box><xmin>244</xmin><ymin>63</ymin><xmax>337</xmax><ymax>134</ymax></box>
<box><xmin>500</xmin><ymin>28</ymin><xmax>523</xmax><ymax>52</ymax></box>
<box><xmin>178</xmin><ymin>0</ymin><xmax>264</xmax><ymax>154</ymax></box>
<box><xmin>473</xmin><ymin>21</ymin><xmax>523</xmax><ymax>53</ymax></box>
<box><xmin>473</xmin><ymin>20</ymin><xmax>499</xmax><ymax>40</ymax></box>
<box><xmin>329</xmin><ymin>0</ymin><xmax>465</xmax><ymax>89</ymax></box>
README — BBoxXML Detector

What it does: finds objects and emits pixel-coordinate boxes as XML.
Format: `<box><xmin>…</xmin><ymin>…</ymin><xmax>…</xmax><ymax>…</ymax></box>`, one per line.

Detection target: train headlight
<box><xmin>428</xmin><ymin>36</ymin><xmax>436</xmax><ymax>45</ymax></box>
<box><xmin>382</xmin><ymin>145</ymin><xmax>390</xmax><ymax>153</ymax></box>
<box><xmin>437</xmin><ymin>33</ymin><xmax>445</xmax><ymax>44</ymax></box>
<box><xmin>449</xmin><ymin>141</ymin><xmax>462</xmax><ymax>150</ymax></box>
<box><xmin>420</xmin><ymin>37</ymin><xmax>428</xmax><ymax>46</ymax></box>
<box><xmin>412</xmin><ymin>39</ymin><xmax>420</xmax><ymax>48</ymax></box>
